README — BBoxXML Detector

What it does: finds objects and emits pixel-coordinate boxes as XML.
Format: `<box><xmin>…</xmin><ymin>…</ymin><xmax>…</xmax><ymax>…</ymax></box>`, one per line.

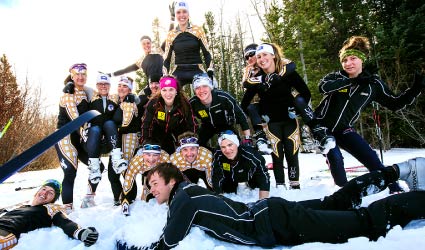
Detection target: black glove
<box><xmin>241</xmin><ymin>136</ymin><xmax>253</xmax><ymax>147</ymax></box>
<box><xmin>63</xmin><ymin>82</ymin><xmax>75</xmax><ymax>94</ymax></box>
<box><xmin>413</xmin><ymin>71</ymin><xmax>425</xmax><ymax>88</ymax></box>
<box><xmin>98</xmin><ymin>71</ymin><xmax>112</xmax><ymax>77</ymax></box>
<box><xmin>207</xmin><ymin>68</ymin><xmax>214</xmax><ymax>80</ymax></box>
<box><xmin>78</xmin><ymin>227</ymin><xmax>99</xmax><ymax>247</ymax></box>
<box><xmin>124</xmin><ymin>94</ymin><xmax>135</xmax><ymax>103</ymax></box>
<box><xmin>169</xmin><ymin>1</ymin><xmax>176</xmax><ymax>21</ymax></box>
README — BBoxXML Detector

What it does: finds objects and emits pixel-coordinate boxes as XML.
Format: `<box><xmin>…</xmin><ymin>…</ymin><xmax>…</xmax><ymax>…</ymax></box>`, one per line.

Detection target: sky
<box><xmin>1</xmin><ymin>148</ymin><xmax>425</xmax><ymax>249</ymax></box>
<box><xmin>0</xmin><ymin>0</ymin><xmax>266</xmax><ymax>114</ymax></box>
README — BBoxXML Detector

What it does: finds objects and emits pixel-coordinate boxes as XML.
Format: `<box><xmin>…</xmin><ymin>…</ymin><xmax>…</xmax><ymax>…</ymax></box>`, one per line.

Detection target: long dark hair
<box><xmin>156</xmin><ymin>76</ymin><xmax>191</xmax><ymax>115</ymax></box>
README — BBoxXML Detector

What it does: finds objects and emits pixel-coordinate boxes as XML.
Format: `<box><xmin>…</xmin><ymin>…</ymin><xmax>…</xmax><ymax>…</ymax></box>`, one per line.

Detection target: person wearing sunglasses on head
<box><xmin>141</xmin><ymin>76</ymin><xmax>197</xmax><ymax>154</ymax></box>
<box><xmin>0</xmin><ymin>180</ymin><xmax>99</xmax><ymax>249</ymax></box>
<box><xmin>189</xmin><ymin>73</ymin><xmax>252</xmax><ymax>149</ymax></box>
<box><xmin>212</xmin><ymin>130</ymin><xmax>270</xmax><ymax>200</ymax></box>
<box><xmin>56</xmin><ymin>63</ymin><xmax>105</xmax><ymax>214</ymax></box>
<box><xmin>120</xmin><ymin>139</ymin><xmax>170</xmax><ymax>216</ymax></box>
<box><xmin>170</xmin><ymin>131</ymin><xmax>213</xmax><ymax>190</ymax></box>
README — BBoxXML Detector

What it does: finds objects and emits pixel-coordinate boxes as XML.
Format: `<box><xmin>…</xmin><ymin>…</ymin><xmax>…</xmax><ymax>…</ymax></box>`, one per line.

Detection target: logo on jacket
<box><xmin>107</xmin><ymin>104</ymin><xmax>115</xmax><ymax>111</ymax></box>
<box><xmin>198</xmin><ymin>110</ymin><xmax>208</xmax><ymax>118</ymax></box>
<box><xmin>338</xmin><ymin>89</ymin><xmax>348</xmax><ymax>93</ymax></box>
<box><xmin>222</xmin><ymin>163</ymin><xmax>230</xmax><ymax>171</ymax></box>
<box><xmin>158</xmin><ymin>111</ymin><xmax>166</xmax><ymax>121</ymax></box>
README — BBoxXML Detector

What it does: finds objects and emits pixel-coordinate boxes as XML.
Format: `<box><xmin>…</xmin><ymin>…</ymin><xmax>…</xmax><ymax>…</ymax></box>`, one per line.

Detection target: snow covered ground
<box><xmin>1</xmin><ymin>148</ymin><xmax>425</xmax><ymax>250</ymax></box>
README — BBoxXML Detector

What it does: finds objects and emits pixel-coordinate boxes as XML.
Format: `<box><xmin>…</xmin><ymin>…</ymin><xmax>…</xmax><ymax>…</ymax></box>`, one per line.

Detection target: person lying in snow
<box><xmin>0</xmin><ymin>179</ymin><xmax>98</xmax><ymax>249</ymax></box>
<box><xmin>117</xmin><ymin>157</ymin><xmax>425</xmax><ymax>250</ymax></box>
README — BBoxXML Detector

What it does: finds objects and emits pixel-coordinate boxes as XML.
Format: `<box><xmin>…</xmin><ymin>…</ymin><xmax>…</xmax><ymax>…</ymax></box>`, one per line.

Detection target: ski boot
<box><xmin>111</xmin><ymin>148</ymin><xmax>128</xmax><ymax>174</ymax></box>
<box><xmin>81</xmin><ymin>194</ymin><xmax>96</xmax><ymax>208</ymax></box>
<box><xmin>300</xmin><ymin>125</ymin><xmax>315</xmax><ymax>153</ymax></box>
<box><xmin>311</xmin><ymin>125</ymin><xmax>336</xmax><ymax>154</ymax></box>
<box><xmin>88</xmin><ymin>158</ymin><xmax>102</xmax><ymax>184</ymax></box>
<box><xmin>396</xmin><ymin>157</ymin><xmax>425</xmax><ymax>191</ymax></box>
<box><xmin>253</xmin><ymin>130</ymin><xmax>272</xmax><ymax>154</ymax></box>
<box><xmin>289</xmin><ymin>181</ymin><xmax>301</xmax><ymax>190</ymax></box>
<box><xmin>62</xmin><ymin>203</ymin><xmax>73</xmax><ymax>215</ymax></box>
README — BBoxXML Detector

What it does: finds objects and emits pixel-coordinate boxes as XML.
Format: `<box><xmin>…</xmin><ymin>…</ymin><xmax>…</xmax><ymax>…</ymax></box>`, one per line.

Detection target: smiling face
<box><xmin>194</xmin><ymin>85</ymin><xmax>212</xmax><ymax>105</ymax></box>
<box><xmin>256</xmin><ymin>52</ymin><xmax>276</xmax><ymax>74</ymax></box>
<box><xmin>148</xmin><ymin>172</ymin><xmax>175</xmax><ymax>204</ymax></box>
<box><xmin>175</xmin><ymin>9</ymin><xmax>189</xmax><ymax>28</ymax></box>
<box><xmin>118</xmin><ymin>83</ymin><xmax>131</xmax><ymax>99</ymax></box>
<box><xmin>160</xmin><ymin>86</ymin><xmax>177</xmax><ymax>106</ymax></box>
<box><xmin>32</xmin><ymin>186</ymin><xmax>56</xmax><ymax>206</ymax></box>
<box><xmin>341</xmin><ymin>55</ymin><xmax>363</xmax><ymax>78</ymax></box>
<box><xmin>96</xmin><ymin>82</ymin><xmax>110</xmax><ymax>96</ymax></box>
<box><xmin>72</xmin><ymin>73</ymin><xmax>87</xmax><ymax>90</ymax></box>
<box><xmin>149</xmin><ymin>81</ymin><xmax>160</xmax><ymax>96</ymax></box>
<box><xmin>142</xmin><ymin>152</ymin><xmax>161</xmax><ymax>167</ymax></box>
<box><xmin>181</xmin><ymin>146</ymin><xmax>198</xmax><ymax>164</ymax></box>
<box><xmin>141</xmin><ymin>38</ymin><xmax>152</xmax><ymax>55</ymax></box>
<box><xmin>220</xmin><ymin>139</ymin><xmax>239</xmax><ymax>160</ymax></box>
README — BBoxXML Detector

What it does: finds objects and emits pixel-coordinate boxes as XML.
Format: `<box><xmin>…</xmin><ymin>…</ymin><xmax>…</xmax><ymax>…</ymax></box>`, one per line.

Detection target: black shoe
<box><xmin>388</xmin><ymin>181</ymin><xmax>404</xmax><ymax>194</ymax></box>
<box><xmin>113</xmin><ymin>200</ymin><xmax>120</xmax><ymax>206</ymax></box>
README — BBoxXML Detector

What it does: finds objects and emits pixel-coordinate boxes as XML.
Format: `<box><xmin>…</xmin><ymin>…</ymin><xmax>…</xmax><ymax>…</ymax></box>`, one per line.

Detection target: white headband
<box><xmin>218</xmin><ymin>133</ymin><xmax>240</xmax><ymax>147</ymax></box>
<box><xmin>256</xmin><ymin>44</ymin><xmax>274</xmax><ymax>55</ymax></box>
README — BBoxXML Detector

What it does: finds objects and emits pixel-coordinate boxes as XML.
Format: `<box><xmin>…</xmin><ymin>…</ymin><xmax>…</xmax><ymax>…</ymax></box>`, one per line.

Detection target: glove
<box><xmin>98</xmin><ymin>71</ymin><xmax>112</xmax><ymax>77</ymax></box>
<box><xmin>413</xmin><ymin>71</ymin><xmax>425</xmax><ymax>88</ymax></box>
<box><xmin>207</xmin><ymin>68</ymin><xmax>214</xmax><ymax>80</ymax></box>
<box><xmin>124</xmin><ymin>94</ymin><xmax>135</xmax><ymax>103</ymax></box>
<box><xmin>169</xmin><ymin>1</ymin><xmax>176</xmax><ymax>21</ymax></box>
<box><xmin>241</xmin><ymin>136</ymin><xmax>253</xmax><ymax>147</ymax></box>
<box><xmin>288</xmin><ymin>107</ymin><xmax>298</xmax><ymax>119</ymax></box>
<box><xmin>63</xmin><ymin>82</ymin><xmax>75</xmax><ymax>94</ymax></box>
<box><xmin>78</xmin><ymin>227</ymin><xmax>99</xmax><ymax>247</ymax></box>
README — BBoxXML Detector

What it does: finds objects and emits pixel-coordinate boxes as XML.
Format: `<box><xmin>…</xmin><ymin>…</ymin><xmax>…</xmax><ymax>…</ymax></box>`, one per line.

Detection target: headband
<box><xmin>217</xmin><ymin>131</ymin><xmax>240</xmax><ymax>147</ymax></box>
<box><xmin>160</xmin><ymin>77</ymin><xmax>178</xmax><ymax>90</ymax></box>
<box><xmin>256</xmin><ymin>44</ymin><xmax>274</xmax><ymax>56</ymax></box>
<box><xmin>118</xmin><ymin>76</ymin><xmax>133</xmax><ymax>90</ymax></box>
<box><xmin>339</xmin><ymin>49</ymin><xmax>367</xmax><ymax>63</ymax></box>
<box><xmin>69</xmin><ymin>63</ymin><xmax>87</xmax><ymax>77</ymax></box>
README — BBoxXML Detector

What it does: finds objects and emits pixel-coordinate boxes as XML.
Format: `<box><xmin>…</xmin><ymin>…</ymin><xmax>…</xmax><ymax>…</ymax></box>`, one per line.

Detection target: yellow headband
<box><xmin>339</xmin><ymin>49</ymin><xmax>366</xmax><ymax>62</ymax></box>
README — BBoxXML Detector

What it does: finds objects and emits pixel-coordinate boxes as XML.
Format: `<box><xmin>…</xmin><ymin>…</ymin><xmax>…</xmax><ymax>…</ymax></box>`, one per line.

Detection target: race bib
<box><xmin>198</xmin><ymin>110</ymin><xmax>208</xmax><ymax>118</ymax></box>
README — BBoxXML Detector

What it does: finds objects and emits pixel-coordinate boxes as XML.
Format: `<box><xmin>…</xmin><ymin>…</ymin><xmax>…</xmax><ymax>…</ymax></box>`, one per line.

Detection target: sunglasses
<box><xmin>180</xmin><ymin>137</ymin><xmax>198</xmax><ymax>145</ymax></box>
<box><xmin>244</xmin><ymin>51</ymin><xmax>256</xmax><ymax>60</ymax></box>
<box><xmin>143</xmin><ymin>144</ymin><xmax>161</xmax><ymax>151</ymax></box>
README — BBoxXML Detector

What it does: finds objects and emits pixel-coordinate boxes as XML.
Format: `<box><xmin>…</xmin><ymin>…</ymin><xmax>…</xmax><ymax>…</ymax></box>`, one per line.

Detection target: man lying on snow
<box><xmin>0</xmin><ymin>179</ymin><xmax>99</xmax><ymax>249</ymax></box>
<box><xmin>117</xmin><ymin>158</ymin><xmax>425</xmax><ymax>250</ymax></box>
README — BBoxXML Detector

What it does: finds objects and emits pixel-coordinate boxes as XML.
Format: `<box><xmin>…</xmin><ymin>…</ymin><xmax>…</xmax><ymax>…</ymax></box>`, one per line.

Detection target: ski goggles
<box><xmin>142</xmin><ymin>144</ymin><xmax>161</xmax><ymax>154</ymax></box>
<box><xmin>179</xmin><ymin>137</ymin><xmax>199</xmax><ymax>149</ymax></box>
<box><xmin>69</xmin><ymin>63</ymin><xmax>87</xmax><ymax>76</ymax></box>
<box><xmin>244</xmin><ymin>50</ymin><xmax>256</xmax><ymax>60</ymax></box>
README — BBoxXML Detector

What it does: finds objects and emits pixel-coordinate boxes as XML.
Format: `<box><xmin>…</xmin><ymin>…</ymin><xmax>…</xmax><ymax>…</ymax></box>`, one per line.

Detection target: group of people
<box><xmin>2</xmin><ymin>0</ymin><xmax>425</xmax><ymax>249</ymax></box>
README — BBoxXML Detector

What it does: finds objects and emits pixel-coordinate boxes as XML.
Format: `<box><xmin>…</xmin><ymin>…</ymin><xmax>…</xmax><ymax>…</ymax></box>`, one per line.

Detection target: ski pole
<box><xmin>0</xmin><ymin>116</ymin><xmax>14</xmax><ymax>139</ymax></box>
<box><xmin>372</xmin><ymin>102</ymin><xmax>384</xmax><ymax>163</ymax></box>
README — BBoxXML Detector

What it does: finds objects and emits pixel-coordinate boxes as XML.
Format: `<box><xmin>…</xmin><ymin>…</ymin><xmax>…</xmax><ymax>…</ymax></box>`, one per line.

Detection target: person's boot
<box><xmin>62</xmin><ymin>203</ymin><xmax>73</xmax><ymax>215</ymax></box>
<box><xmin>395</xmin><ymin>157</ymin><xmax>425</xmax><ymax>191</ymax></box>
<box><xmin>311</xmin><ymin>125</ymin><xmax>336</xmax><ymax>154</ymax></box>
<box><xmin>81</xmin><ymin>194</ymin><xmax>96</xmax><ymax>208</ymax></box>
<box><xmin>289</xmin><ymin>180</ymin><xmax>301</xmax><ymax>190</ymax></box>
<box><xmin>111</xmin><ymin>148</ymin><xmax>128</xmax><ymax>174</ymax></box>
<box><xmin>88</xmin><ymin>158</ymin><xmax>102</xmax><ymax>184</ymax></box>
<box><xmin>253</xmin><ymin>130</ymin><xmax>272</xmax><ymax>154</ymax></box>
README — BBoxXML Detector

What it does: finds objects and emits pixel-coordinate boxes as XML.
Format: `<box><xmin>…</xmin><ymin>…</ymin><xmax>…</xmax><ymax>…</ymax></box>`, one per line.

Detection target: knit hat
<box><xmin>244</xmin><ymin>43</ymin><xmax>258</xmax><ymax>57</ymax></box>
<box><xmin>96</xmin><ymin>73</ymin><xmax>110</xmax><ymax>84</ymax></box>
<box><xmin>41</xmin><ymin>179</ymin><xmax>62</xmax><ymax>202</ymax></box>
<box><xmin>217</xmin><ymin>130</ymin><xmax>240</xmax><ymax>147</ymax></box>
<box><xmin>192</xmin><ymin>73</ymin><xmax>213</xmax><ymax>90</ymax></box>
<box><xmin>69</xmin><ymin>63</ymin><xmax>87</xmax><ymax>77</ymax></box>
<box><xmin>175</xmin><ymin>0</ymin><xmax>189</xmax><ymax>13</ymax></box>
<box><xmin>159</xmin><ymin>76</ymin><xmax>178</xmax><ymax>90</ymax></box>
<box><xmin>118</xmin><ymin>76</ymin><xmax>133</xmax><ymax>90</ymax></box>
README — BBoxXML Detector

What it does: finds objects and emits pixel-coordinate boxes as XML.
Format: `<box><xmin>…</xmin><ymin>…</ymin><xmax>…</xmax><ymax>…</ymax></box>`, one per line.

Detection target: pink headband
<box><xmin>159</xmin><ymin>77</ymin><xmax>178</xmax><ymax>90</ymax></box>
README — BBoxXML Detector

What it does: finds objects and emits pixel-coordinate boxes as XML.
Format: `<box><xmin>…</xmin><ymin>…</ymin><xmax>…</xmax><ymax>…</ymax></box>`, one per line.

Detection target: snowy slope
<box><xmin>1</xmin><ymin>148</ymin><xmax>425</xmax><ymax>250</ymax></box>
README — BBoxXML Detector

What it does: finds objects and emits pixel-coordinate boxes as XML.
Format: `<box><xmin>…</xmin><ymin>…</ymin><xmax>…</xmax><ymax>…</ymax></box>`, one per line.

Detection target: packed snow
<box><xmin>1</xmin><ymin>148</ymin><xmax>425</xmax><ymax>250</ymax></box>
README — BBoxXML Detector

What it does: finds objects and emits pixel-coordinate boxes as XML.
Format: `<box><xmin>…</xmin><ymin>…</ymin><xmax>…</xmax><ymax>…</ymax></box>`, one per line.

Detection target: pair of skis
<box><xmin>0</xmin><ymin>110</ymin><xmax>100</xmax><ymax>184</ymax></box>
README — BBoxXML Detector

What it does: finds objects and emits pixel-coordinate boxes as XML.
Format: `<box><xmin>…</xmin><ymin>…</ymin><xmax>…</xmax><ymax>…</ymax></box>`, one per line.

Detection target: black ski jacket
<box><xmin>316</xmin><ymin>70</ymin><xmax>423</xmax><ymax>132</ymax></box>
<box><xmin>0</xmin><ymin>204</ymin><xmax>81</xmax><ymax>239</ymax></box>
<box><xmin>212</xmin><ymin>145</ymin><xmax>270</xmax><ymax>193</ymax></box>
<box><xmin>88</xmin><ymin>94</ymin><xmax>119</xmax><ymax>127</ymax></box>
<box><xmin>189</xmin><ymin>89</ymin><xmax>250</xmax><ymax>131</ymax></box>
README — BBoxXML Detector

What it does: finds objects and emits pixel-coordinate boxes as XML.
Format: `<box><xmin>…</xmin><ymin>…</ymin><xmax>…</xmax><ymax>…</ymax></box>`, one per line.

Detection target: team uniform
<box><xmin>163</xmin><ymin>22</ymin><xmax>212</xmax><ymax>86</ymax></box>
<box><xmin>141</xmin><ymin>98</ymin><xmax>197</xmax><ymax>154</ymax></box>
<box><xmin>121</xmin><ymin>150</ymin><xmax>170</xmax><ymax>206</ymax></box>
<box><xmin>170</xmin><ymin>146</ymin><xmax>213</xmax><ymax>189</ymax></box>
<box><xmin>189</xmin><ymin>90</ymin><xmax>250</xmax><ymax>147</ymax></box>
<box><xmin>241</xmin><ymin>60</ymin><xmax>310</xmax><ymax>187</ymax></box>
<box><xmin>117</xmin><ymin>162</ymin><xmax>425</xmax><ymax>250</ymax></box>
<box><xmin>0</xmin><ymin>204</ymin><xmax>82</xmax><ymax>249</ymax></box>
<box><xmin>316</xmin><ymin>70</ymin><xmax>423</xmax><ymax>186</ymax></box>
<box><xmin>212</xmin><ymin>145</ymin><xmax>270</xmax><ymax>194</ymax></box>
